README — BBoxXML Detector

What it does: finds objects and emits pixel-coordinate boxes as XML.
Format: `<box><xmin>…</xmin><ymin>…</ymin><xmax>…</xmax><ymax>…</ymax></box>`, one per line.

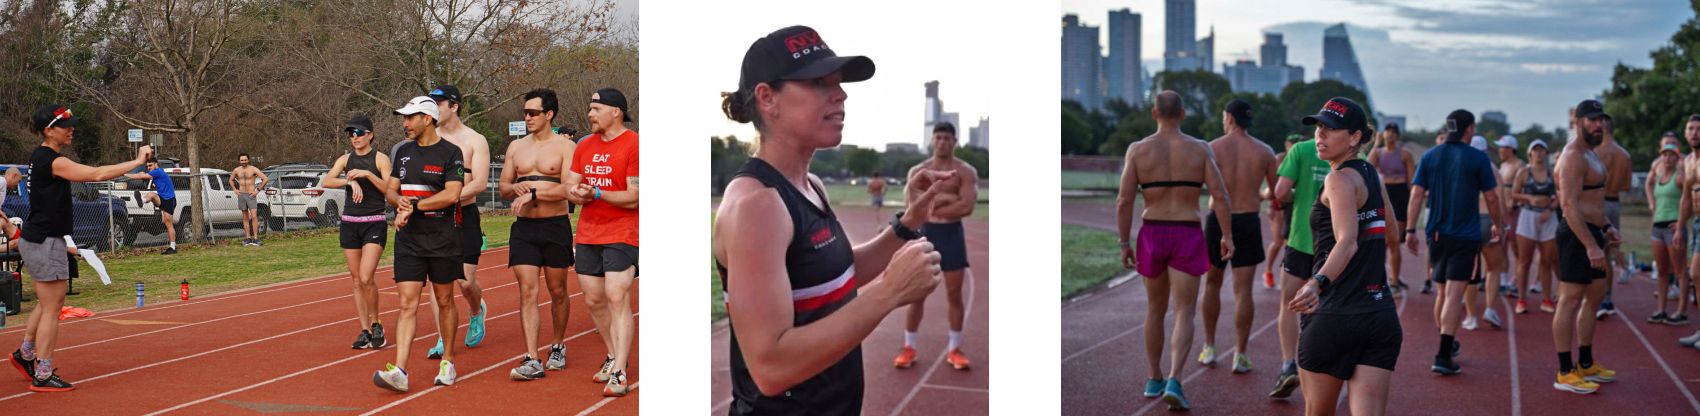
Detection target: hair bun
<box><xmin>721</xmin><ymin>91</ymin><xmax>751</xmax><ymax>124</ymax></box>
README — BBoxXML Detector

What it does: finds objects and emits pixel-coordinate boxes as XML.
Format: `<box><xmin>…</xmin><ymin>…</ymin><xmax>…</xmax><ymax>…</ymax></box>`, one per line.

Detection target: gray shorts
<box><xmin>1653</xmin><ymin>221</ymin><xmax>1677</xmax><ymax>245</ymax></box>
<box><xmin>1690</xmin><ymin>219</ymin><xmax>1700</xmax><ymax>255</ymax></box>
<box><xmin>238</xmin><ymin>193</ymin><xmax>258</xmax><ymax>210</ymax></box>
<box><xmin>21</xmin><ymin>236</ymin><xmax>68</xmax><ymax>282</ymax></box>
<box><xmin>1605</xmin><ymin>200</ymin><xmax>1621</xmax><ymax>229</ymax></box>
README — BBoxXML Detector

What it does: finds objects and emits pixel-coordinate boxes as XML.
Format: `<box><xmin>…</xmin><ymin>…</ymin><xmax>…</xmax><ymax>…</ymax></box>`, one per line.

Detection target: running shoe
<box><xmin>1554</xmin><ymin>370</ymin><xmax>1599</xmax><ymax>394</ymax></box>
<box><xmin>1669</xmin><ymin>314</ymin><xmax>1691</xmax><ymax>326</ymax></box>
<box><xmin>1681</xmin><ymin>330</ymin><xmax>1700</xmax><ymax>347</ymax></box>
<box><xmin>546</xmin><ymin>344</ymin><xmax>567</xmax><ymax>371</ymax></box>
<box><xmin>1484</xmin><ymin>309</ymin><xmax>1503</xmax><ymax>329</ymax></box>
<box><xmin>1432</xmin><ymin>356</ymin><xmax>1462</xmax><ymax>375</ymax></box>
<box><xmin>1144</xmin><ymin>378</ymin><xmax>1164</xmax><ymax>398</ymax></box>
<box><xmin>1197</xmin><ymin>344</ymin><xmax>1217</xmax><ymax>367</ymax></box>
<box><xmin>893</xmin><ymin>346</ymin><xmax>917</xmax><ymax>369</ymax></box>
<box><xmin>1453</xmin><ymin>339</ymin><xmax>1463</xmax><ymax>358</ymax></box>
<box><xmin>1649</xmin><ymin>311</ymin><xmax>1670</xmax><ymax>324</ymax></box>
<box><xmin>1541</xmin><ymin>299</ymin><xmax>1557</xmax><ymax>313</ymax></box>
<box><xmin>352</xmin><ymin>330</ymin><xmax>372</xmax><ymax>349</ymax></box>
<box><xmin>947</xmin><ymin>349</ymin><xmax>971</xmax><ymax>370</ymax></box>
<box><xmin>603</xmin><ymin>370</ymin><xmax>629</xmax><ymax>397</ymax></box>
<box><xmin>1502</xmin><ymin>285</ymin><xmax>1518</xmax><ymax>298</ymax></box>
<box><xmin>594</xmin><ymin>354</ymin><xmax>614</xmax><ymax>383</ymax></box>
<box><xmin>28</xmin><ymin>371</ymin><xmax>73</xmax><ymax>392</ymax></box>
<box><xmin>465</xmin><ymin>300</ymin><xmax>487</xmax><ymax>347</ymax></box>
<box><xmin>1619</xmin><ymin>268</ymin><xmax>1631</xmax><ymax>283</ymax></box>
<box><xmin>1160</xmin><ymin>378</ymin><xmax>1190</xmax><ymax>411</ymax></box>
<box><xmin>9</xmin><ymin>349</ymin><xmax>35</xmax><ymax>380</ymax></box>
<box><xmin>510</xmin><ymin>356</ymin><xmax>545</xmax><ymax>381</ymax></box>
<box><xmin>254</xmin><ymin>239</ymin><xmax>263</xmax><ymax>246</ymax></box>
<box><xmin>1516</xmin><ymin>300</ymin><xmax>1528</xmax><ymax>314</ymax></box>
<box><xmin>1462</xmin><ymin>316</ymin><xmax>1479</xmax><ymax>331</ymax></box>
<box><xmin>1422</xmin><ymin>280</ymin><xmax>1433</xmax><ymax>294</ymax></box>
<box><xmin>373</xmin><ymin>364</ymin><xmax>408</xmax><ymax>393</ymax></box>
<box><xmin>161</xmin><ymin>247</ymin><xmax>176</xmax><ymax>255</ymax></box>
<box><xmin>1597</xmin><ymin>301</ymin><xmax>1618</xmax><ymax>319</ymax></box>
<box><xmin>1232</xmin><ymin>353</ymin><xmax>1252</xmax><ymax>374</ymax></box>
<box><xmin>1264</xmin><ymin>272</ymin><xmax>1276</xmax><ymax>288</ymax></box>
<box><xmin>427</xmin><ymin>338</ymin><xmax>444</xmax><ymax>359</ymax></box>
<box><xmin>1268</xmin><ymin>365</ymin><xmax>1300</xmax><ymax>398</ymax></box>
<box><xmin>433</xmin><ymin>361</ymin><xmax>457</xmax><ymax>386</ymax></box>
<box><xmin>1670</xmin><ymin>286</ymin><xmax>1682</xmax><ymax>300</ymax></box>
<box><xmin>1531</xmin><ymin>282</ymin><xmax>1542</xmax><ymax>293</ymax></box>
<box><xmin>369</xmin><ymin>323</ymin><xmax>387</xmax><ymax>349</ymax></box>
<box><xmin>1577</xmin><ymin>363</ymin><xmax>1616</xmax><ymax>383</ymax></box>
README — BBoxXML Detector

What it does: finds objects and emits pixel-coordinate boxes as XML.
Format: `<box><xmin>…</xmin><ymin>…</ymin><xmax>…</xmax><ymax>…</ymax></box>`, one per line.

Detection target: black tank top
<box><xmin>23</xmin><ymin>146</ymin><xmax>70</xmax><ymax>242</ymax></box>
<box><xmin>714</xmin><ymin>158</ymin><xmax>862</xmax><ymax>416</ymax></box>
<box><xmin>1310</xmin><ymin>159</ymin><xmax>1396</xmax><ymax>315</ymax></box>
<box><xmin>343</xmin><ymin>149</ymin><xmax>386</xmax><ymax>216</ymax></box>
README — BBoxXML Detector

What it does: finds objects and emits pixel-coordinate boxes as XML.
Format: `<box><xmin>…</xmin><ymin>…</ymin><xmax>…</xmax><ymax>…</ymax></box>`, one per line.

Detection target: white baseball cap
<box><xmin>1470</xmin><ymin>135</ymin><xmax>1488</xmax><ymax>151</ymax></box>
<box><xmin>1528</xmin><ymin>139</ymin><xmax>1548</xmax><ymax>151</ymax></box>
<box><xmin>393</xmin><ymin>96</ymin><xmax>439</xmax><ymax>121</ymax></box>
<box><xmin>1495</xmin><ymin>135</ymin><xmax>1518</xmax><ymax>148</ymax></box>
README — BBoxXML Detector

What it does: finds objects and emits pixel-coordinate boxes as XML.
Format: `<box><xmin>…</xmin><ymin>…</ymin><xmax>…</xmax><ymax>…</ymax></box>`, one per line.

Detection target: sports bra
<box><xmin>1139</xmin><ymin>181</ymin><xmax>1204</xmax><ymax>189</ymax></box>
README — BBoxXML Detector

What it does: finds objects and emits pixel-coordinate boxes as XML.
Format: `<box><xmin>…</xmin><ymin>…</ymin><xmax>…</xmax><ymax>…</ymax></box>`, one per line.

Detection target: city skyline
<box><xmin>1061</xmin><ymin>0</ymin><xmax>1688</xmax><ymax>132</ymax></box>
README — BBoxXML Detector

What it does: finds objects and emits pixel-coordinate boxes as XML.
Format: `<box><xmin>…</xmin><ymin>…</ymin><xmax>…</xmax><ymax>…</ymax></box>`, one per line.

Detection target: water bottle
<box><xmin>136</xmin><ymin>280</ymin><xmax>145</xmax><ymax>307</ymax></box>
<box><xmin>180</xmin><ymin>279</ymin><xmax>189</xmax><ymax>300</ymax></box>
<box><xmin>1</xmin><ymin>299</ymin><xmax>7</xmax><ymax>328</ymax></box>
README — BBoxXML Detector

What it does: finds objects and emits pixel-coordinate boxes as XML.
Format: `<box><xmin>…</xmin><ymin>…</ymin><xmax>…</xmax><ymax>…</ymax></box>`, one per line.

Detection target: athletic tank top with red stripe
<box><xmin>1309</xmin><ymin>159</ymin><xmax>1395</xmax><ymax>315</ymax></box>
<box><xmin>715</xmin><ymin>158</ymin><xmax>861</xmax><ymax>415</ymax></box>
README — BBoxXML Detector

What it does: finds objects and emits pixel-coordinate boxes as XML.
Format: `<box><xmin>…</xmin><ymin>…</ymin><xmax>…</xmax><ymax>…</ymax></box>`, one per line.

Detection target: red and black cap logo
<box><xmin>738</xmin><ymin>25</ymin><xmax>876</xmax><ymax>95</ymax></box>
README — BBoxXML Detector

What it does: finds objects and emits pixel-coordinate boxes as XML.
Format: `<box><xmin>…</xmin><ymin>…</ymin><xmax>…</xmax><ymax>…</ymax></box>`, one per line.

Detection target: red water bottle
<box><xmin>180</xmin><ymin>279</ymin><xmax>189</xmax><ymax>300</ymax></box>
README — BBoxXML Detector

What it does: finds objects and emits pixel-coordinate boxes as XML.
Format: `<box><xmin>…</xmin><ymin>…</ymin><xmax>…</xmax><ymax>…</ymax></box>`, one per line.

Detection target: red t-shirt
<box><xmin>574</xmin><ymin>129</ymin><xmax>639</xmax><ymax>246</ymax></box>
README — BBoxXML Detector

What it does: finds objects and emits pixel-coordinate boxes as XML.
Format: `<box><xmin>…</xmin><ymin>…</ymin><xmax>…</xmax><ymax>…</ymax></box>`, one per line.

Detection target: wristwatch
<box><xmin>1310</xmin><ymin>274</ymin><xmax>1331</xmax><ymax>293</ymax></box>
<box><xmin>890</xmin><ymin>213</ymin><xmax>922</xmax><ymax>241</ymax></box>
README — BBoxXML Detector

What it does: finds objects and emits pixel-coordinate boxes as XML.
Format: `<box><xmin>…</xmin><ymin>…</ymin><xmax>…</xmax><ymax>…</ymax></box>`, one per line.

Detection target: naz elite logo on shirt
<box><xmin>784</xmin><ymin>30</ymin><xmax>828</xmax><ymax>59</ymax></box>
<box><xmin>809</xmin><ymin>226</ymin><xmax>837</xmax><ymax>249</ymax></box>
<box><xmin>423</xmin><ymin>165</ymin><xmax>443</xmax><ymax>174</ymax></box>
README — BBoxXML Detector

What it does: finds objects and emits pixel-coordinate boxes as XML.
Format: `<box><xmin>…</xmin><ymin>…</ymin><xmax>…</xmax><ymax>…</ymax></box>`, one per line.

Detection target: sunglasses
<box><xmin>347</xmin><ymin>128</ymin><xmax>369</xmax><ymax>137</ymax></box>
<box><xmin>523</xmin><ymin>109</ymin><xmax>550</xmax><ymax>117</ymax></box>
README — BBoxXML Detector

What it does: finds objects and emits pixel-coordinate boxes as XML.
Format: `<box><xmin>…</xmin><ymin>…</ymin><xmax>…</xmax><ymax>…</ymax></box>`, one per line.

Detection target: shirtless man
<box><xmin>1197</xmin><ymin>99</ymin><xmax>1276</xmax><ymax>373</ymax></box>
<box><xmin>229</xmin><ymin>154</ymin><xmax>268</xmax><ymax>246</ymax></box>
<box><xmin>422</xmin><ymin>85</ymin><xmax>491</xmax><ymax>359</ymax></box>
<box><xmin>869</xmin><ymin>171</ymin><xmax>887</xmax><ymax>219</ymax></box>
<box><xmin>1495</xmin><ymin>136</ymin><xmax>1528</xmax><ymax>294</ymax></box>
<box><xmin>1677</xmin><ymin>115</ymin><xmax>1700</xmax><ymax>346</ymax></box>
<box><xmin>502</xmin><ymin>89</ymin><xmax>579</xmax><ymax>380</ymax></box>
<box><xmin>1117</xmin><ymin>90</ymin><xmax>1232</xmax><ymax>411</ymax></box>
<box><xmin>892</xmin><ymin>122</ymin><xmax>979</xmax><ymax>371</ymax></box>
<box><xmin>1595</xmin><ymin>115</ymin><xmax>1634</xmax><ymax>317</ymax></box>
<box><xmin>1262</xmin><ymin>135</ymin><xmax>1302</xmax><ymax>289</ymax></box>
<box><xmin>1550</xmin><ymin>99</ymin><xmax>1619</xmax><ymax>394</ymax></box>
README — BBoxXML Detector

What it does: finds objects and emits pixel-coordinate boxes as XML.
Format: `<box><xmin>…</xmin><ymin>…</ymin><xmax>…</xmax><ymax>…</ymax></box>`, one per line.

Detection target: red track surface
<box><xmin>0</xmin><ymin>246</ymin><xmax>638</xmax><ymax>415</ymax></box>
<box><xmin>710</xmin><ymin>207</ymin><xmax>990</xmax><ymax>415</ymax></box>
<box><xmin>1063</xmin><ymin>201</ymin><xmax>1700</xmax><ymax>415</ymax></box>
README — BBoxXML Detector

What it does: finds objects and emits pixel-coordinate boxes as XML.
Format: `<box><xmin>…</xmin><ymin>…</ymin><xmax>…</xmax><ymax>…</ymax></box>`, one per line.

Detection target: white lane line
<box><xmin>143</xmin><ymin>294</ymin><xmax>564</xmax><ymax>416</ymax></box>
<box><xmin>1131</xmin><ymin>317</ymin><xmax>1280</xmax><ymax>416</ymax></box>
<box><xmin>1616</xmin><ymin>304</ymin><xmax>1700</xmax><ymax>415</ymax></box>
<box><xmin>0</xmin><ymin>279</ymin><xmax>529</xmax><ymax>403</ymax></box>
<box><xmin>362</xmin><ymin>313</ymin><xmax>639</xmax><ymax>415</ymax></box>
<box><xmin>920</xmin><ymin>383</ymin><xmax>991</xmax><ymax>393</ymax></box>
<box><xmin>886</xmin><ymin>270</ymin><xmax>978</xmax><ymax>416</ymax></box>
<box><xmin>0</xmin><ymin>247</ymin><xmax>510</xmax><ymax>336</ymax></box>
<box><xmin>39</xmin><ymin>264</ymin><xmax>511</xmax><ymax>350</ymax></box>
<box><xmin>711</xmin><ymin>397</ymin><xmax>733</xmax><ymax>415</ymax></box>
<box><xmin>574</xmin><ymin>382</ymin><xmax>639</xmax><ymax>416</ymax></box>
<box><xmin>1063</xmin><ymin>323</ymin><xmax>1146</xmax><ymax>364</ymax></box>
<box><xmin>1502</xmin><ymin>297</ymin><xmax>1520</xmax><ymax>416</ymax></box>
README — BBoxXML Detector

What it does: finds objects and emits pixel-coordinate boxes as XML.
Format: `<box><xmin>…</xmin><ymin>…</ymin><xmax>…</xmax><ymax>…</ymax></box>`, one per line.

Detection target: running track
<box><xmin>1063</xmin><ymin>201</ymin><xmax>1700</xmax><ymax>415</ymax></box>
<box><xmin>0</xmin><ymin>246</ymin><xmax>638</xmax><ymax>415</ymax></box>
<box><xmin>710</xmin><ymin>207</ymin><xmax>990</xmax><ymax>415</ymax></box>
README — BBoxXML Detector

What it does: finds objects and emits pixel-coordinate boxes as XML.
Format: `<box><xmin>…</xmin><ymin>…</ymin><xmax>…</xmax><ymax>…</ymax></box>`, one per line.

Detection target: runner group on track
<box><xmin>1118</xmin><ymin>92</ymin><xmax>1700</xmax><ymax>413</ymax></box>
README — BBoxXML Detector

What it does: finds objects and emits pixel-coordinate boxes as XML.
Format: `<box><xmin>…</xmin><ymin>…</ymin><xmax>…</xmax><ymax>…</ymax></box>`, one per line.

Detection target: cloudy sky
<box><xmin>1061</xmin><ymin>0</ymin><xmax>1691</xmax><ymax>133</ymax></box>
<box><xmin>673</xmin><ymin>0</ymin><xmax>992</xmax><ymax>150</ymax></box>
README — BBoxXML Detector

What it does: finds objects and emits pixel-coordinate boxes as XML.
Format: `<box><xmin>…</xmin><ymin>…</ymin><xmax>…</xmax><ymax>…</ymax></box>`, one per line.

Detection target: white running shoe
<box><xmin>1463</xmin><ymin>317</ymin><xmax>1479</xmax><ymax>331</ymax></box>
<box><xmin>373</xmin><ymin>364</ymin><xmax>408</xmax><ymax>392</ymax></box>
<box><xmin>1530</xmin><ymin>281</ymin><xmax>1542</xmax><ymax>294</ymax></box>
<box><xmin>1484</xmin><ymin>309</ymin><xmax>1502</xmax><ymax>329</ymax></box>
<box><xmin>433</xmin><ymin>361</ymin><xmax>457</xmax><ymax>386</ymax></box>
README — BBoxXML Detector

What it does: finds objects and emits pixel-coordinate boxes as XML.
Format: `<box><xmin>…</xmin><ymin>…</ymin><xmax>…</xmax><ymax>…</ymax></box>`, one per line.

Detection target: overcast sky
<box><xmin>1061</xmin><ymin>0</ymin><xmax>1691</xmax><ymax>133</ymax></box>
<box><xmin>675</xmin><ymin>0</ymin><xmax>992</xmax><ymax>150</ymax></box>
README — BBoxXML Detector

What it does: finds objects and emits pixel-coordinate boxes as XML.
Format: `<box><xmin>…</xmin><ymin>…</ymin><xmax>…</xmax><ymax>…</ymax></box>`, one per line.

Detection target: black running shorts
<box><xmin>158</xmin><ymin>197</ymin><xmax>177</xmax><ymax>218</ymax></box>
<box><xmin>1298</xmin><ymin>308</ymin><xmax>1403</xmax><ymax>380</ymax></box>
<box><xmin>1206</xmin><ymin>212</ymin><xmax>1266</xmax><ymax>268</ymax></box>
<box><xmin>461</xmin><ymin>205</ymin><xmax>483</xmax><ymax>265</ymax></box>
<box><xmin>339</xmin><ymin>220</ymin><xmax>387</xmax><ymax>250</ymax></box>
<box><xmin>510</xmin><ymin>215</ymin><xmax>574</xmax><ymax>269</ymax></box>
<box><xmin>921</xmin><ymin>221</ymin><xmax>969</xmax><ymax>272</ymax></box>
<box><xmin>576</xmin><ymin>243</ymin><xmax>638</xmax><ymax>277</ymax></box>
<box><xmin>1427</xmin><ymin>233</ymin><xmax>1481</xmax><ymax>283</ymax></box>
<box><xmin>394</xmin><ymin>255</ymin><xmax>464</xmax><ymax>284</ymax></box>
<box><xmin>1281</xmin><ymin>246</ymin><xmax>1314</xmax><ymax>278</ymax></box>
<box><xmin>1555</xmin><ymin>219</ymin><xmax>1609</xmax><ymax>284</ymax></box>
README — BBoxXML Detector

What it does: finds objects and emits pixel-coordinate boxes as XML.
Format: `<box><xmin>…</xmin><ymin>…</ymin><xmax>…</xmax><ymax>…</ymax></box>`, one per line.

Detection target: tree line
<box><xmin>710</xmin><ymin>136</ymin><xmax>989</xmax><ymax>196</ymax></box>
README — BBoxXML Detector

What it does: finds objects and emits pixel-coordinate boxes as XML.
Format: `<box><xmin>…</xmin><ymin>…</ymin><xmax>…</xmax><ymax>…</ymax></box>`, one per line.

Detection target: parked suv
<box><xmin>0</xmin><ymin>164</ymin><xmax>132</xmax><ymax>251</ymax></box>
<box><xmin>134</xmin><ymin>168</ymin><xmax>277</xmax><ymax>243</ymax></box>
<box><xmin>267</xmin><ymin>172</ymin><xmax>346</xmax><ymax>227</ymax></box>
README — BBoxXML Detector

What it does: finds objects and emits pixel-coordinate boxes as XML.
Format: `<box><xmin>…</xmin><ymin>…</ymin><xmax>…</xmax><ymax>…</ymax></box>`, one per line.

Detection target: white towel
<box><xmin>78</xmin><ymin>249</ymin><xmax>110</xmax><ymax>285</ymax></box>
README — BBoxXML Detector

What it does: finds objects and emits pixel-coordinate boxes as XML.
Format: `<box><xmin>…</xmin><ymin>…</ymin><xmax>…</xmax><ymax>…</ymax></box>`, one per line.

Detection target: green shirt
<box><xmin>1655</xmin><ymin>168</ymin><xmax>1682</xmax><ymax>223</ymax></box>
<box><xmin>1277</xmin><ymin>140</ymin><xmax>1330</xmax><ymax>254</ymax></box>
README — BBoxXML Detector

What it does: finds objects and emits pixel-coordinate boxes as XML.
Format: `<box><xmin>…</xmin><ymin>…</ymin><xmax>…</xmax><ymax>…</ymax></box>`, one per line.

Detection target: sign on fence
<box><xmin>509</xmin><ymin>121</ymin><xmax>526</xmax><ymax>136</ymax></box>
<box><xmin>128</xmin><ymin>129</ymin><xmax>143</xmax><ymax>143</ymax></box>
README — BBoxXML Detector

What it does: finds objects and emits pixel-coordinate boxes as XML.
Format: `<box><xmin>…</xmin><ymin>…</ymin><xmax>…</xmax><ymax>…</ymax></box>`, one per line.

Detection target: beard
<box><xmin>1580</xmin><ymin>128</ymin><xmax>1603</xmax><ymax>147</ymax></box>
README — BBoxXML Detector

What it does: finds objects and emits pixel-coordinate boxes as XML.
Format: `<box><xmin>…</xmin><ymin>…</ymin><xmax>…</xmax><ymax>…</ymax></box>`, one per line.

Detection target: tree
<box><xmin>1603</xmin><ymin>1</ymin><xmax>1700</xmax><ymax>166</ymax></box>
<box><xmin>1062</xmin><ymin>104</ymin><xmax>1092</xmax><ymax>154</ymax></box>
<box><xmin>1279</xmin><ymin>79</ymin><xmax>1375</xmax><ymax>137</ymax></box>
<box><xmin>1154</xmin><ymin>69</ymin><xmax>1231</xmax><ymax>121</ymax></box>
<box><xmin>845</xmin><ymin>146</ymin><xmax>880</xmax><ymax>177</ymax></box>
<box><xmin>1475</xmin><ymin>117</ymin><xmax>1512</xmax><ymax>144</ymax></box>
<box><xmin>1100</xmin><ymin>111</ymin><xmax>1157</xmax><ymax>156</ymax></box>
<box><xmin>1198</xmin><ymin>92</ymin><xmax>1293</xmax><ymax>149</ymax></box>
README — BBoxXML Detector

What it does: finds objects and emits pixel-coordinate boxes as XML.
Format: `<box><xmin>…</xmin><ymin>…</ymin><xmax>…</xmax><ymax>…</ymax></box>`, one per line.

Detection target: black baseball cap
<box><xmin>1383</xmin><ymin>122</ymin><xmax>1400</xmax><ymax>132</ymax></box>
<box><xmin>345</xmin><ymin>115</ymin><xmax>374</xmax><ymax>133</ymax></box>
<box><xmin>1224</xmin><ymin>99</ymin><xmax>1255</xmax><ymax>128</ymax></box>
<box><xmin>1575</xmin><ymin>99</ymin><xmax>1606</xmax><ymax>120</ymax></box>
<box><xmin>1444</xmin><ymin>109</ymin><xmax>1475</xmax><ymax>142</ymax></box>
<box><xmin>738</xmin><ymin>26</ymin><xmax>875</xmax><ymax>95</ymax></box>
<box><xmin>31</xmin><ymin>104</ymin><xmax>81</xmax><ymax>132</ymax></box>
<box><xmin>428</xmin><ymin>85</ymin><xmax>461</xmax><ymax>103</ymax></box>
<box><xmin>1301</xmin><ymin>97</ymin><xmax>1370</xmax><ymax>137</ymax></box>
<box><xmin>591</xmin><ymin>87</ymin><xmax>633</xmax><ymax>122</ymax></box>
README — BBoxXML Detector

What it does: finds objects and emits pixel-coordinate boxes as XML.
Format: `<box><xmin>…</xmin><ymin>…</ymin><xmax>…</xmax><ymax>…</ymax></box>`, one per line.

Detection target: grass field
<box><xmin>5</xmin><ymin>211</ymin><xmax>540</xmax><ymax>318</ymax></box>
<box><xmin>1062</xmin><ymin>170</ymin><xmax>1120</xmax><ymax>191</ymax></box>
<box><xmin>1061</xmin><ymin>223</ymin><xmax>1128</xmax><ymax>299</ymax></box>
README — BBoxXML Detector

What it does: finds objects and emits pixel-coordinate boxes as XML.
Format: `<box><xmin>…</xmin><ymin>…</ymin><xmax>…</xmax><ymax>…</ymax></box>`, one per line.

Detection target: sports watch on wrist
<box><xmin>890</xmin><ymin>213</ymin><xmax>922</xmax><ymax>241</ymax></box>
<box><xmin>1310</xmin><ymin>274</ymin><xmax>1331</xmax><ymax>293</ymax></box>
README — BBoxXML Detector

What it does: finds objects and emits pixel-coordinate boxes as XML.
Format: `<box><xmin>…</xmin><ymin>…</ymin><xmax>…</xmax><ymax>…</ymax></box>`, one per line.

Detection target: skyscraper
<box><xmin>968</xmin><ymin>117</ymin><xmax>990</xmax><ymax>150</ymax></box>
<box><xmin>1105</xmin><ymin>9</ymin><xmax>1142</xmax><ymax>105</ymax></box>
<box><xmin>1163</xmin><ymin>0</ymin><xmax>1198</xmax><ymax>72</ymax></box>
<box><xmin>1061</xmin><ymin>14</ymin><xmax>1101</xmax><ymax>109</ymax></box>
<box><xmin>1222</xmin><ymin>32</ymin><xmax>1304</xmax><ymax>95</ymax></box>
<box><xmin>1320</xmin><ymin>23</ymin><xmax>1371</xmax><ymax>109</ymax></box>
<box><xmin>1198</xmin><ymin>26</ymin><xmax>1214</xmax><ymax>73</ymax></box>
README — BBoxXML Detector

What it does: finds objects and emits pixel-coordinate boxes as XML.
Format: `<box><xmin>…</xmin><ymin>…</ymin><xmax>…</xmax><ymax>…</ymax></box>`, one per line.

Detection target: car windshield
<box><xmin>280</xmin><ymin>176</ymin><xmax>318</xmax><ymax>190</ymax></box>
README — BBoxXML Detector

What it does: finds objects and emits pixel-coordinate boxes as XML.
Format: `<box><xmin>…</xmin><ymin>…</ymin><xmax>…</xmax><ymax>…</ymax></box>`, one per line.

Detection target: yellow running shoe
<box><xmin>1197</xmin><ymin>345</ymin><xmax>1217</xmax><ymax>367</ymax></box>
<box><xmin>1578</xmin><ymin>363</ymin><xmax>1616</xmax><ymax>383</ymax></box>
<box><xmin>1553</xmin><ymin>370</ymin><xmax>1599</xmax><ymax>394</ymax></box>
